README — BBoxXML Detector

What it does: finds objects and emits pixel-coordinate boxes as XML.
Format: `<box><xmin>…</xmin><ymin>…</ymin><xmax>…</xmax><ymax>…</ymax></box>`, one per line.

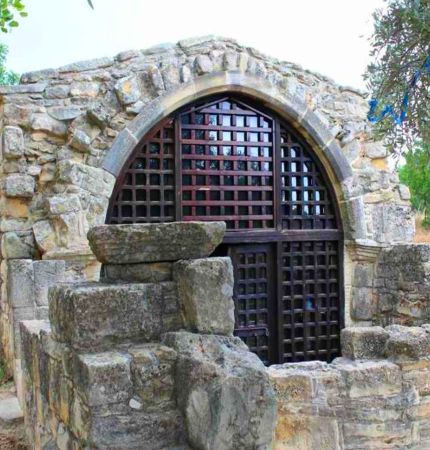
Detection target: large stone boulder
<box><xmin>87</xmin><ymin>221</ymin><xmax>226</xmax><ymax>264</ymax></box>
<box><xmin>163</xmin><ymin>331</ymin><xmax>277</xmax><ymax>450</ymax></box>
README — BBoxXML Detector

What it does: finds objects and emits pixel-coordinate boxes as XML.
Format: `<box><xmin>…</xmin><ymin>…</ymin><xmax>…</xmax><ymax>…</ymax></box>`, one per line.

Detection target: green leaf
<box><xmin>9</xmin><ymin>20</ymin><xmax>18</xmax><ymax>27</ymax></box>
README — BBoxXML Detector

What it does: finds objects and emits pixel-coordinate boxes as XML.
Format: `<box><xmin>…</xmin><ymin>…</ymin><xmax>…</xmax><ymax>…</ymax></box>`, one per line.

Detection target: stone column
<box><xmin>347</xmin><ymin>239</ymin><xmax>383</xmax><ymax>325</ymax></box>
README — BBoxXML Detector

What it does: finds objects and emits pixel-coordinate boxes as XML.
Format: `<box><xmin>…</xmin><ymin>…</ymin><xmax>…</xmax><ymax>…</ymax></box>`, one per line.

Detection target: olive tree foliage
<box><xmin>399</xmin><ymin>142</ymin><xmax>430</xmax><ymax>226</ymax></box>
<box><xmin>0</xmin><ymin>43</ymin><xmax>18</xmax><ymax>84</ymax></box>
<box><xmin>0</xmin><ymin>0</ymin><xmax>27</xmax><ymax>33</ymax></box>
<box><xmin>365</xmin><ymin>0</ymin><xmax>430</xmax><ymax>155</ymax></box>
<box><xmin>0</xmin><ymin>0</ymin><xmax>94</xmax><ymax>32</ymax></box>
<box><xmin>0</xmin><ymin>0</ymin><xmax>94</xmax><ymax>84</ymax></box>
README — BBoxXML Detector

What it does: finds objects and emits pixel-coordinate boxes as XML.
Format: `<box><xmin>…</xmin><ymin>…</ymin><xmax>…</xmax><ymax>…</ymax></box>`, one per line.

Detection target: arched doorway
<box><xmin>106</xmin><ymin>94</ymin><xmax>344</xmax><ymax>365</ymax></box>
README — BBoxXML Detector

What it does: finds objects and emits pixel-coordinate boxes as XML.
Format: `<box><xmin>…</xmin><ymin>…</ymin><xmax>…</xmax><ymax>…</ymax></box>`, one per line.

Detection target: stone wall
<box><xmin>374</xmin><ymin>245</ymin><xmax>430</xmax><ymax>326</ymax></box>
<box><xmin>18</xmin><ymin>221</ymin><xmax>430</xmax><ymax>450</ymax></box>
<box><xmin>0</xmin><ymin>36</ymin><xmax>419</xmax><ymax>400</ymax></box>
<box><xmin>269</xmin><ymin>325</ymin><xmax>430</xmax><ymax>449</ymax></box>
<box><xmin>2</xmin><ymin>259</ymin><xmax>64</xmax><ymax>402</ymax></box>
<box><xmin>0</xmin><ymin>36</ymin><xmax>416</xmax><ymax>377</ymax></box>
<box><xmin>348</xmin><ymin>243</ymin><xmax>430</xmax><ymax>326</ymax></box>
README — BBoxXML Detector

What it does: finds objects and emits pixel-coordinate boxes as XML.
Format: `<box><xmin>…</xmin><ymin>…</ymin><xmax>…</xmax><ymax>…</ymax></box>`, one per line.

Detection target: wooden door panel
<box><xmin>228</xmin><ymin>244</ymin><xmax>277</xmax><ymax>365</ymax></box>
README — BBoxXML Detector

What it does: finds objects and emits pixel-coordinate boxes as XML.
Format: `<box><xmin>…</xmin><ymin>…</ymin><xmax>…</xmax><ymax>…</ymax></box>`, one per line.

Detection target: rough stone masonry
<box><xmin>0</xmin><ymin>35</ymin><xmax>423</xmax><ymax>389</ymax></box>
<box><xmin>20</xmin><ymin>221</ymin><xmax>277</xmax><ymax>450</ymax></box>
<box><xmin>0</xmin><ymin>36</ymin><xmax>430</xmax><ymax>449</ymax></box>
<box><xmin>18</xmin><ymin>221</ymin><xmax>430</xmax><ymax>450</ymax></box>
<box><xmin>0</xmin><ymin>36</ymin><xmax>426</xmax><ymax>392</ymax></box>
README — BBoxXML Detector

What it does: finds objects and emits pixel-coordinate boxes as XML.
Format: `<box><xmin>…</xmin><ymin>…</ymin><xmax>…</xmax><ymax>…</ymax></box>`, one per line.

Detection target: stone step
<box><xmin>49</xmin><ymin>282</ymin><xmax>183</xmax><ymax>351</ymax></box>
<box><xmin>20</xmin><ymin>320</ymin><xmax>187</xmax><ymax>449</ymax></box>
<box><xmin>75</xmin><ymin>344</ymin><xmax>186</xmax><ymax>449</ymax></box>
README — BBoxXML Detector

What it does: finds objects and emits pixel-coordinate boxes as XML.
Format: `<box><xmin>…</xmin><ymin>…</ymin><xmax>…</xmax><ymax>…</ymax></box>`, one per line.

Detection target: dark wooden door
<box><xmin>107</xmin><ymin>94</ymin><xmax>343</xmax><ymax>364</ymax></box>
<box><xmin>228</xmin><ymin>244</ymin><xmax>277</xmax><ymax>365</ymax></box>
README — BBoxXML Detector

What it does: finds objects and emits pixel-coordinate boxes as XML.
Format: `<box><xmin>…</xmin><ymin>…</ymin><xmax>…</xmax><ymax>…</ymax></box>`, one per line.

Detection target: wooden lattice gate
<box><xmin>107</xmin><ymin>94</ymin><xmax>344</xmax><ymax>364</ymax></box>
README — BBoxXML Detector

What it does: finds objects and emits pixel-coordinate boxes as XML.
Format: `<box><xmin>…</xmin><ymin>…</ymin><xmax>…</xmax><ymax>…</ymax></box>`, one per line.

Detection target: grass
<box><xmin>0</xmin><ymin>360</ymin><xmax>6</xmax><ymax>385</ymax></box>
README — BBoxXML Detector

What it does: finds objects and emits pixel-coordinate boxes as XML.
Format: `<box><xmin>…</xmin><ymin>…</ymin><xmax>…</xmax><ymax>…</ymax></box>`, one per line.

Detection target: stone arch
<box><xmin>102</xmin><ymin>71</ymin><xmax>361</xmax><ymax>240</ymax></box>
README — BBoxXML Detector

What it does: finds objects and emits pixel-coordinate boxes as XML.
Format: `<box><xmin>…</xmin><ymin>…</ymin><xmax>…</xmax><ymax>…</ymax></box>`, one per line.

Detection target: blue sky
<box><xmin>3</xmin><ymin>0</ymin><xmax>384</xmax><ymax>89</ymax></box>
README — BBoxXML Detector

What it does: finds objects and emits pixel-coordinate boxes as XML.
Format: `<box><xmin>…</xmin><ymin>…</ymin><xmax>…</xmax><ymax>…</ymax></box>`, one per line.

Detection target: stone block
<box><xmin>269</xmin><ymin>369</ymin><xmax>314</xmax><ymax>403</ymax></box>
<box><xmin>5</xmin><ymin>174</ymin><xmax>35</xmax><ymax>198</ymax></box>
<box><xmin>58</xmin><ymin>57</ymin><xmax>113</xmax><ymax>73</ymax></box>
<box><xmin>194</xmin><ymin>54</ymin><xmax>213</xmax><ymax>74</ymax></box>
<box><xmin>1</xmin><ymin>231</ymin><xmax>36</xmax><ymax>259</ymax></box>
<box><xmin>274</xmin><ymin>412</ymin><xmax>341</xmax><ymax>450</ymax></box>
<box><xmin>33</xmin><ymin>260</ymin><xmax>66</xmax><ymax>306</ymax></box>
<box><xmin>70</xmin><ymin>82</ymin><xmax>100</xmax><ymax>97</ymax></box>
<box><xmin>45</xmin><ymin>85</ymin><xmax>70</xmax><ymax>99</ymax></box>
<box><xmin>103</xmin><ymin>262</ymin><xmax>172</xmax><ymax>283</ymax></box>
<box><xmin>351</xmin><ymin>287</ymin><xmax>374</xmax><ymax>320</ymax></box>
<box><xmin>19</xmin><ymin>320</ymin><xmax>51</xmax><ymax>382</ymax></box>
<box><xmin>385</xmin><ymin>325</ymin><xmax>430</xmax><ymax>360</ymax></box>
<box><xmin>353</xmin><ymin>263</ymin><xmax>374</xmax><ymax>288</ymax></box>
<box><xmin>87</xmin><ymin>221</ymin><xmax>226</xmax><ymax>264</ymax></box>
<box><xmin>89</xmin><ymin>406</ymin><xmax>184</xmax><ymax>450</ymax></box>
<box><xmin>163</xmin><ymin>331</ymin><xmax>276</xmax><ymax>450</ymax></box>
<box><xmin>0</xmin><ymin>396</ymin><xmax>23</xmax><ymax>422</ymax></box>
<box><xmin>69</xmin><ymin>128</ymin><xmax>92</xmax><ymax>152</ymax></box>
<box><xmin>341</xmin><ymin>327</ymin><xmax>389</xmax><ymax>359</ymax></box>
<box><xmin>399</xmin><ymin>184</ymin><xmax>411</xmax><ymax>201</ymax></box>
<box><xmin>47</xmin><ymin>106</ymin><xmax>83</xmax><ymax>121</ymax></box>
<box><xmin>46</xmin><ymin>194</ymin><xmax>81</xmax><ymax>216</ymax></box>
<box><xmin>87</xmin><ymin>104</ymin><xmax>111</xmax><ymax>129</ymax></box>
<box><xmin>74</xmin><ymin>352</ymin><xmax>132</xmax><ymax>406</ymax></box>
<box><xmin>7</xmin><ymin>259</ymin><xmax>34</xmax><ymax>308</ymax></box>
<box><xmin>49</xmin><ymin>282</ymin><xmax>183</xmax><ymax>350</ymax></box>
<box><xmin>333</xmin><ymin>358</ymin><xmax>402</xmax><ymax>398</ymax></box>
<box><xmin>30</xmin><ymin>113</ymin><xmax>68</xmax><ymax>137</ymax></box>
<box><xmin>129</xmin><ymin>344</ymin><xmax>177</xmax><ymax>411</ymax></box>
<box><xmin>2</xmin><ymin>126</ymin><xmax>24</xmax><ymax>159</ymax></box>
<box><xmin>173</xmin><ymin>257</ymin><xmax>235</xmax><ymax>335</ymax></box>
<box><xmin>365</xmin><ymin>142</ymin><xmax>388</xmax><ymax>159</ymax></box>
<box><xmin>115</xmin><ymin>76</ymin><xmax>141</xmax><ymax>105</ymax></box>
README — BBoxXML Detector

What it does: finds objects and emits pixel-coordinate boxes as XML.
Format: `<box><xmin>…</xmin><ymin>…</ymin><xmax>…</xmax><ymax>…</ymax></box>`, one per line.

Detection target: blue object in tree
<box><xmin>368</xmin><ymin>53</ymin><xmax>430</xmax><ymax>125</ymax></box>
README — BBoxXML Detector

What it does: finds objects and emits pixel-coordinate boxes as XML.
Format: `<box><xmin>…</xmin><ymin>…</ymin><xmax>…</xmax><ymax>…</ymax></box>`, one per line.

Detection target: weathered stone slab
<box><xmin>173</xmin><ymin>257</ymin><xmax>235</xmax><ymax>335</ymax></box>
<box><xmin>341</xmin><ymin>326</ymin><xmax>389</xmax><ymax>360</ymax></box>
<box><xmin>163</xmin><ymin>331</ymin><xmax>277</xmax><ymax>450</ymax></box>
<box><xmin>385</xmin><ymin>325</ymin><xmax>430</xmax><ymax>360</ymax></box>
<box><xmin>87</xmin><ymin>221</ymin><xmax>226</xmax><ymax>264</ymax></box>
<box><xmin>49</xmin><ymin>282</ymin><xmax>183</xmax><ymax>350</ymax></box>
<box><xmin>103</xmin><ymin>262</ymin><xmax>172</xmax><ymax>283</ymax></box>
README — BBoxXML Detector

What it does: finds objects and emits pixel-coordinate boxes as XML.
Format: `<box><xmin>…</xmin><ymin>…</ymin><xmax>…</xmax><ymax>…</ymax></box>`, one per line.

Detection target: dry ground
<box><xmin>414</xmin><ymin>214</ymin><xmax>430</xmax><ymax>243</ymax></box>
